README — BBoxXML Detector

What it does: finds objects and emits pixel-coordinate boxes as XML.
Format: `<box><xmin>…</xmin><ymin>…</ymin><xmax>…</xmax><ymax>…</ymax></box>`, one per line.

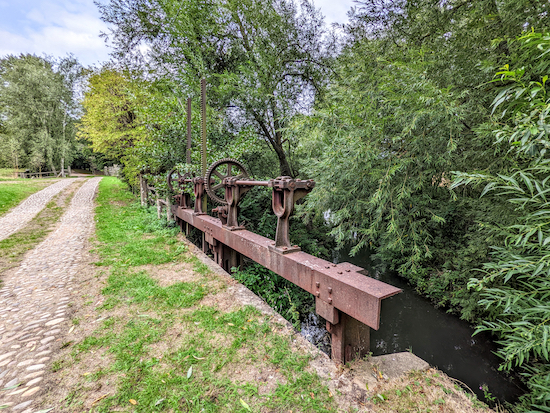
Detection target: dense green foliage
<box><xmin>452</xmin><ymin>32</ymin><xmax>550</xmax><ymax>412</ymax></box>
<box><xmin>293</xmin><ymin>1</ymin><xmax>550</xmax><ymax>320</ymax></box>
<box><xmin>78</xmin><ymin>65</ymin><xmax>267</xmax><ymax>188</ymax></box>
<box><xmin>0</xmin><ymin>54</ymin><xmax>84</xmax><ymax>172</ymax></box>
<box><xmin>97</xmin><ymin>0</ymin><xmax>332</xmax><ymax>177</ymax></box>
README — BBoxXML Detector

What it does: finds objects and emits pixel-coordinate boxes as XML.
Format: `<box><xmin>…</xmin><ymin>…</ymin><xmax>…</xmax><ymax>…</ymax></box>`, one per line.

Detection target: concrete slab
<box><xmin>371</xmin><ymin>351</ymin><xmax>430</xmax><ymax>378</ymax></box>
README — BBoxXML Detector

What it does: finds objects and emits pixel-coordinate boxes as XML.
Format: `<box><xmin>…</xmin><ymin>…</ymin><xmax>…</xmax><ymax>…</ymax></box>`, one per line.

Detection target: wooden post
<box><xmin>327</xmin><ymin>312</ymin><xmax>370</xmax><ymax>364</ymax></box>
<box><xmin>139</xmin><ymin>174</ymin><xmax>147</xmax><ymax>206</ymax></box>
<box><xmin>156</xmin><ymin>198</ymin><xmax>162</xmax><ymax>219</ymax></box>
<box><xmin>166</xmin><ymin>197</ymin><xmax>173</xmax><ymax>222</ymax></box>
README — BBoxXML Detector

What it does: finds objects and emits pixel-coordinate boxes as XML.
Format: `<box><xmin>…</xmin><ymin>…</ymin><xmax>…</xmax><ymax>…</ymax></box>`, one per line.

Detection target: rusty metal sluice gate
<box><xmin>167</xmin><ymin>158</ymin><xmax>401</xmax><ymax>364</ymax></box>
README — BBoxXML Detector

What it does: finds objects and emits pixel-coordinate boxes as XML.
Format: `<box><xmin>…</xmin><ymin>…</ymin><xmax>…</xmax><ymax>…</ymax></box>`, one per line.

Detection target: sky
<box><xmin>0</xmin><ymin>0</ymin><xmax>356</xmax><ymax>67</ymax></box>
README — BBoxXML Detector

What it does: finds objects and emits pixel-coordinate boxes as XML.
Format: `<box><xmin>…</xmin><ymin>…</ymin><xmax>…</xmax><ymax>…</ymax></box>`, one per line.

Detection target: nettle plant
<box><xmin>453</xmin><ymin>32</ymin><xmax>550</xmax><ymax>411</ymax></box>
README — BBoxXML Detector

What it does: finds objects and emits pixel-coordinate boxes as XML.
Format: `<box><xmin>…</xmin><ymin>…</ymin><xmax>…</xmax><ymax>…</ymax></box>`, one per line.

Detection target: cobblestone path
<box><xmin>0</xmin><ymin>180</ymin><xmax>77</xmax><ymax>242</ymax></box>
<box><xmin>0</xmin><ymin>177</ymin><xmax>101</xmax><ymax>412</ymax></box>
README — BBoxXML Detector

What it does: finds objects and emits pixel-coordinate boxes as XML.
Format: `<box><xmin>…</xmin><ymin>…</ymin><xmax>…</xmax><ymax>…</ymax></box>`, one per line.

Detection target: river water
<box><xmin>330</xmin><ymin>246</ymin><xmax>526</xmax><ymax>404</ymax></box>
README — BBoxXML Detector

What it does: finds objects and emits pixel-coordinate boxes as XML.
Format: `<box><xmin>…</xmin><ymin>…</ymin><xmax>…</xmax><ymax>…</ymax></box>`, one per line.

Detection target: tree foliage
<box><xmin>78</xmin><ymin>65</ymin><xmax>265</xmax><ymax>188</ymax></box>
<box><xmin>453</xmin><ymin>32</ymin><xmax>550</xmax><ymax>411</ymax></box>
<box><xmin>96</xmin><ymin>0</ymin><xmax>333</xmax><ymax>176</ymax></box>
<box><xmin>0</xmin><ymin>54</ymin><xmax>84</xmax><ymax>171</ymax></box>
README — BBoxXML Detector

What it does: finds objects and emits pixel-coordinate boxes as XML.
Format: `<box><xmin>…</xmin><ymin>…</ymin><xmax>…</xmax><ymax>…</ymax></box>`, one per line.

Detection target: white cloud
<box><xmin>0</xmin><ymin>0</ymin><xmax>356</xmax><ymax>67</ymax></box>
<box><xmin>0</xmin><ymin>0</ymin><xmax>111</xmax><ymax>66</ymax></box>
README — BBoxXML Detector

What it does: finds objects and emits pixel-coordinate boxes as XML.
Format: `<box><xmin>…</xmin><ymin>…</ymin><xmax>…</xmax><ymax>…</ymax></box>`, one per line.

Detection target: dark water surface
<box><xmin>335</xmin><ymin>247</ymin><xmax>526</xmax><ymax>404</ymax></box>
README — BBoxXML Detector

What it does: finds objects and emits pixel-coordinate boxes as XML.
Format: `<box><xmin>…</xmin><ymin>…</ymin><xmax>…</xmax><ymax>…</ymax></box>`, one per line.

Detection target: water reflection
<box><xmin>336</xmin><ymin>247</ymin><xmax>526</xmax><ymax>404</ymax></box>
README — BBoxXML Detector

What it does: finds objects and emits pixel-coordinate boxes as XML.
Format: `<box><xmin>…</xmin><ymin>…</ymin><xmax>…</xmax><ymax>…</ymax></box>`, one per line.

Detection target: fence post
<box><xmin>166</xmin><ymin>197</ymin><xmax>173</xmax><ymax>222</ymax></box>
<box><xmin>140</xmin><ymin>174</ymin><xmax>147</xmax><ymax>206</ymax></box>
<box><xmin>156</xmin><ymin>198</ymin><xmax>162</xmax><ymax>219</ymax></box>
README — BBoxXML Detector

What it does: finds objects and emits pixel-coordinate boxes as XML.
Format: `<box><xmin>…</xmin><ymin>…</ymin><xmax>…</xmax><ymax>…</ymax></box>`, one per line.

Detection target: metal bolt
<box><xmin>328</xmin><ymin>298</ymin><xmax>332</xmax><ymax>304</ymax></box>
<box><xmin>283</xmin><ymin>246</ymin><xmax>288</xmax><ymax>250</ymax></box>
<box><xmin>316</xmin><ymin>292</ymin><xmax>320</xmax><ymax>297</ymax></box>
<box><xmin>337</xmin><ymin>271</ymin><xmax>343</xmax><ymax>275</ymax></box>
<box><xmin>328</xmin><ymin>287</ymin><xmax>332</xmax><ymax>294</ymax></box>
<box><xmin>325</xmin><ymin>265</ymin><xmax>330</xmax><ymax>269</ymax></box>
<box><xmin>332</xmin><ymin>264</ymin><xmax>337</xmax><ymax>267</ymax></box>
<box><xmin>345</xmin><ymin>269</ymin><xmax>351</xmax><ymax>272</ymax></box>
<box><xmin>316</xmin><ymin>282</ymin><xmax>320</xmax><ymax>288</ymax></box>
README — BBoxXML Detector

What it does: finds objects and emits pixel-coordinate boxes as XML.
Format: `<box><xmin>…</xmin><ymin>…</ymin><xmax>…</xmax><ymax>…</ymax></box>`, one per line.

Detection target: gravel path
<box><xmin>0</xmin><ymin>177</ymin><xmax>101</xmax><ymax>412</ymax></box>
<box><xmin>0</xmin><ymin>180</ymin><xmax>77</xmax><ymax>242</ymax></box>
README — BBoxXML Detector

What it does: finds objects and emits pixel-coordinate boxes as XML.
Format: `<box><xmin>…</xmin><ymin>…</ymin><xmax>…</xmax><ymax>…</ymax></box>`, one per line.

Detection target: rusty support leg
<box><xmin>327</xmin><ymin>313</ymin><xmax>345</xmax><ymax>364</ymax></box>
<box><xmin>202</xmin><ymin>233</ymin><xmax>207</xmax><ymax>253</ymax></box>
<box><xmin>229</xmin><ymin>249</ymin><xmax>238</xmax><ymax>272</ymax></box>
<box><xmin>327</xmin><ymin>312</ymin><xmax>370</xmax><ymax>364</ymax></box>
<box><xmin>344</xmin><ymin>313</ymin><xmax>371</xmax><ymax>361</ymax></box>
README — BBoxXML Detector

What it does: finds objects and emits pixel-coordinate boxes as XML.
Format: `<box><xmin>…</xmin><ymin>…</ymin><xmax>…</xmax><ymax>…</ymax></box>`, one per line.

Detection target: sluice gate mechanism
<box><xmin>167</xmin><ymin>158</ymin><xmax>401</xmax><ymax>364</ymax></box>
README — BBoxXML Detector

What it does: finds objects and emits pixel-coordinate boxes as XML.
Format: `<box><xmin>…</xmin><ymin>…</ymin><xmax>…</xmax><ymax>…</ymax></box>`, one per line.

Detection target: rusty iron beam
<box><xmin>173</xmin><ymin>206</ymin><xmax>401</xmax><ymax>330</ymax></box>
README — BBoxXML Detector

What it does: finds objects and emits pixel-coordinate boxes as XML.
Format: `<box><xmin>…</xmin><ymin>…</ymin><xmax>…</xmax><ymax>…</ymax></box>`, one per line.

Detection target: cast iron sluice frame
<box><xmin>167</xmin><ymin>159</ymin><xmax>401</xmax><ymax>364</ymax></box>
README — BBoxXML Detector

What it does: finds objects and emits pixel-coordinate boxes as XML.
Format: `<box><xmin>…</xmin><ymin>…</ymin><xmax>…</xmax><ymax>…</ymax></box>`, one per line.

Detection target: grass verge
<box><xmin>48</xmin><ymin>177</ymin><xmax>335</xmax><ymax>412</ymax></box>
<box><xmin>0</xmin><ymin>179</ymin><xmax>59</xmax><ymax>216</ymax></box>
<box><xmin>0</xmin><ymin>179</ymin><xmax>83</xmax><ymax>273</ymax></box>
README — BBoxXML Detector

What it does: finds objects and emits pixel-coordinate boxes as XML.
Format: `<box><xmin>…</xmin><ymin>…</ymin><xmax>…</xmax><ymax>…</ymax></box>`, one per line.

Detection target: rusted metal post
<box><xmin>269</xmin><ymin>177</ymin><xmax>314</xmax><ymax>254</ymax></box>
<box><xmin>200</xmin><ymin>79</ymin><xmax>208</xmax><ymax>214</ymax></box>
<box><xmin>192</xmin><ymin>177</ymin><xmax>207</xmax><ymax>215</ymax></box>
<box><xmin>326</xmin><ymin>313</ymin><xmax>346</xmax><ymax>364</ymax></box>
<box><xmin>186</xmin><ymin>97</ymin><xmax>192</xmax><ymax>164</ymax></box>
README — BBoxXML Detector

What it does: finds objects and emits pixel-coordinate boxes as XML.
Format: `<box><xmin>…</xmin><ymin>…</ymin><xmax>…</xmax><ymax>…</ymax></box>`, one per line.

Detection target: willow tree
<box><xmin>292</xmin><ymin>0</ymin><xmax>550</xmax><ymax>319</ymax></box>
<box><xmin>97</xmin><ymin>0</ymin><xmax>332</xmax><ymax>177</ymax></box>
<box><xmin>0</xmin><ymin>54</ymin><xmax>83</xmax><ymax>172</ymax></box>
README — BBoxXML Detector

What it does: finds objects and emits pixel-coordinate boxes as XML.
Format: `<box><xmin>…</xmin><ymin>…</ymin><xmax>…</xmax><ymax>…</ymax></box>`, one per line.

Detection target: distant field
<box><xmin>0</xmin><ymin>169</ymin><xmax>18</xmax><ymax>180</ymax></box>
<box><xmin>0</xmin><ymin>180</ymin><xmax>54</xmax><ymax>216</ymax></box>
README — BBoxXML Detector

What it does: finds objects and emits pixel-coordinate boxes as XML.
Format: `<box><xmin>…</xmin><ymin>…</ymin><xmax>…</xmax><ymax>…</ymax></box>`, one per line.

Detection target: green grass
<box><xmin>0</xmin><ymin>180</ymin><xmax>80</xmax><ymax>273</ymax></box>
<box><xmin>94</xmin><ymin>178</ymin><xmax>182</xmax><ymax>267</ymax></box>
<box><xmin>99</xmin><ymin>268</ymin><xmax>207</xmax><ymax>310</ymax></box>
<box><xmin>58</xmin><ymin>177</ymin><xmax>336</xmax><ymax>412</ymax></box>
<box><xmin>0</xmin><ymin>179</ymin><xmax>55</xmax><ymax>216</ymax></box>
<box><xmin>0</xmin><ymin>168</ymin><xmax>18</xmax><ymax>179</ymax></box>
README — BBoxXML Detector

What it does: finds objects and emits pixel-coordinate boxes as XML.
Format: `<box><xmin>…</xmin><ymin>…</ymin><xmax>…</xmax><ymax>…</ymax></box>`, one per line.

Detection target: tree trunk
<box><xmin>255</xmin><ymin>115</ymin><xmax>294</xmax><ymax>177</ymax></box>
<box><xmin>273</xmin><ymin>144</ymin><xmax>293</xmax><ymax>177</ymax></box>
<box><xmin>61</xmin><ymin>158</ymin><xmax>65</xmax><ymax>177</ymax></box>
